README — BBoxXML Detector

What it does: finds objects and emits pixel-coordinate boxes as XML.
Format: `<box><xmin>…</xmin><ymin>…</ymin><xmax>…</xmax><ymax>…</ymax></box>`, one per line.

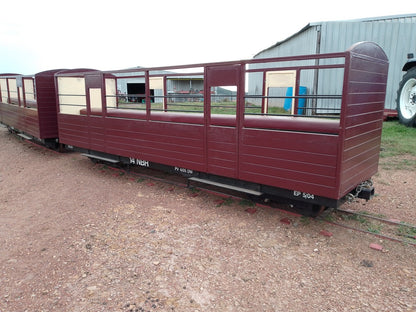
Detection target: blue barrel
<box><xmin>283</xmin><ymin>86</ymin><xmax>307</xmax><ymax>114</ymax></box>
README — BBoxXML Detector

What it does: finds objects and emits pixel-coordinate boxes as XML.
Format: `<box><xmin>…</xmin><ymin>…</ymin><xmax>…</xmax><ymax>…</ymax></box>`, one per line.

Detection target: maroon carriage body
<box><xmin>0</xmin><ymin>70</ymin><xmax>61</xmax><ymax>141</ymax></box>
<box><xmin>55</xmin><ymin>42</ymin><xmax>388</xmax><ymax>211</ymax></box>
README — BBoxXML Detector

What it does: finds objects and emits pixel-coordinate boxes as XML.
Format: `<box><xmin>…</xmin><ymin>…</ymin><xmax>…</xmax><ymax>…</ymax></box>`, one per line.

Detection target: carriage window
<box><xmin>210</xmin><ymin>85</ymin><xmax>237</xmax><ymax>116</ymax></box>
<box><xmin>105</xmin><ymin>78</ymin><xmax>117</xmax><ymax>109</ymax></box>
<box><xmin>150</xmin><ymin>77</ymin><xmax>164</xmax><ymax>111</ymax></box>
<box><xmin>263</xmin><ymin>70</ymin><xmax>296</xmax><ymax>114</ymax></box>
<box><xmin>23</xmin><ymin>78</ymin><xmax>37</xmax><ymax>108</ymax></box>
<box><xmin>245</xmin><ymin>65</ymin><xmax>343</xmax><ymax>119</ymax></box>
<box><xmin>126</xmin><ymin>82</ymin><xmax>146</xmax><ymax>108</ymax></box>
<box><xmin>89</xmin><ymin>88</ymin><xmax>102</xmax><ymax>110</ymax></box>
<box><xmin>0</xmin><ymin>78</ymin><xmax>8</xmax><ymax>103</ymax></box>
<box><xmin>8</xmin><ymin>78</ymin><xmax>19</xmax><ymax>105</ymax></box>
<box><xmin>244</xmin><ymin>71</ymin><xmax>296</xmax><ymax>116</ymax></box>
<box><xmin>115</xmin><ymin>75</ymin><xmax>147</xmax><ymax>111</ymax></box>
<box><xmin>57</xmin><ymin>77</ymin><xmax>86</xmax><ymax>115</ymax></box>
<box><xmin>164</xmin><ymin>75</ymin><xmax>204</xmax><ymax>113</ymax></box>
<box><xmin>109</xmin><ymin>69</ymin><xmax>205</xmax><ymax>119</ymax></box>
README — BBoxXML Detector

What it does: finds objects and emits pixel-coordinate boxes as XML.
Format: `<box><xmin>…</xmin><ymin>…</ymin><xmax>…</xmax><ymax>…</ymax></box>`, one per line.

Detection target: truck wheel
<box><xmin>397</xmin><ymin>67</ymin><xmax>416</xmax><ymax>127</ymax></box>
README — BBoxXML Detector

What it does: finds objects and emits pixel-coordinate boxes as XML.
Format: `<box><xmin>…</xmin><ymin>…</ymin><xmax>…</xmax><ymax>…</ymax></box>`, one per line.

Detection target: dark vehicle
<box><xmin>397</xmin><ymin>53</ymin><xmax>416</xmax><ymax>127</ymax></box>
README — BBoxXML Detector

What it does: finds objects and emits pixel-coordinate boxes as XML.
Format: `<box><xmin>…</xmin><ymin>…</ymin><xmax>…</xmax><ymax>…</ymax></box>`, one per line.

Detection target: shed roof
<box><xmin>254</xmin><ymin>13</ymin><xmax>416</xmax><ymax>57</ymax></box>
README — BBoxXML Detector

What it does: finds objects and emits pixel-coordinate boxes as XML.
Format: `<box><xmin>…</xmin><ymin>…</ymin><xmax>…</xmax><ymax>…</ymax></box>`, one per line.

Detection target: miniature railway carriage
<box><xmin>55</xmin><ymin>42</ymin><xmax>388</xmax><ymax>214</ymax></box>
<box><xmin>0</xmin><ymin>70</ymin><xmax>61</xmax><ymax>148</ymax></box>
<box><xmin>55</xmin><ymin>42</ymin><xmax>389</xmax><ymax>214</ymax></box>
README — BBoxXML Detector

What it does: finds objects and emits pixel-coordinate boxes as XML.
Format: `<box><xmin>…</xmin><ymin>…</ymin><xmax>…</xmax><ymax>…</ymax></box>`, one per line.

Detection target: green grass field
<box><xmin>380</xmin><ymin>121</ymin><xmax>416</xmax><ymax>169</ymax></box>
<box><xmin>119</xmin><ymin>101</ymin><xmax>289</xmax><ymax>115</ymax></box>
<box><xmin>381</xmin><ymin>121</ymin><xmax>416</xmax><ymax>157</ymax></box>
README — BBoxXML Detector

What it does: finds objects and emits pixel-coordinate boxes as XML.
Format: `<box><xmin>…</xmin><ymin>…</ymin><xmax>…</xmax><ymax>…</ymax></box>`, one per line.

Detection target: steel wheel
<box><xmin>397</xmin><ymin>67</ymin><xmax>416</xmax><ymax>127</ymax></box>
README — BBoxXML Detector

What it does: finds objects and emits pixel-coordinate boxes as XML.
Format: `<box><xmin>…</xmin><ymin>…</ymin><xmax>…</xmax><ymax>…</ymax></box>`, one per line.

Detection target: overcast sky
<box><xmin>0</xmin><ymin>0</ymin><xmax>414</xmax><ymax>75</ymax></box>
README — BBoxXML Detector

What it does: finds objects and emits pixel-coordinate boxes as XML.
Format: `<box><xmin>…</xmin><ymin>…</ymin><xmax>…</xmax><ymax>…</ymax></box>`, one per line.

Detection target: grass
<box><xmin>381</xmin><ymin>121</ymin><xmax>416</xmax><ymax>157</ymax></box>
<box><xmin>119</xmin><ymin>101</ymin><xmax>289</xmax><ymax>115</ymax></box>
<box><xmin>359</xmin><ymin>211</ymin><xmax>386</xmax><ymax>219</ymax></box>
<box><xmin>396</xmin><ymin>222</ymin><xmax>416</xmax><ymax>241</ymax></box>
<box><xmin>380</xmin><ymin>121</ymin><xmax>416</xmax><ymax>169</ymax></box>
<box><xmin>221</xmin><ymin>197</ymin><xmax>234</xmax><ymax>206</ymax></box>
<box><xmin>341</xmin><ymin>213</ymin><xmax>368</xmax><ymax>224</ymax></box>
<box><xmin>238</xmin><ymin>199</ymin><xmax>256</xmax><ymax>207</ymax></box>
<box><xmin>299</xmin><ymin>216</ymin><xmax>311</xmax><ymax>225</ymax></box>
<box><xmin>340</xmin><ymin>213</ymin><xmax>384</xmax><ymax>234</ymax></box>
<box><xmin>366</xmin><ymin>223</ymin><xmax>383</xmax><ymax>234</ymax></box>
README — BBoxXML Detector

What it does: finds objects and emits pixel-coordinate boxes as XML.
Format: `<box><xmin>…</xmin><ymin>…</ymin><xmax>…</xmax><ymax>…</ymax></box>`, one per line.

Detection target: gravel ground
<box><xmin>0</xmin><ymin>126</ymin><xmax>415</xmax><ymax>312</ymax></box>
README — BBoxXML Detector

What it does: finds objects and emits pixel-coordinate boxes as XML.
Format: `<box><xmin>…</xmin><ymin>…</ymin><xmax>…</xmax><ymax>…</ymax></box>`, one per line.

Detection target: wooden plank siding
<box><xmin>239</xmin><ymin>128</ymin><xmax>339</xmax><ymax>198</ymax></box>
<box><xmin>24</xmin><ymin>108</ymin><xmax>40</xmax><ymax>138</ymax></box>
<box><xmin>104</xmin><ymin>118</ymin><xmax>206</xmax><ymax>171</ymax></box>
<box><xmin>35</xmin><ymin>70</ymin><xmax>61</xmax><ymax>139</ymax></box>
<box><xmin>337</xmin><ymin>42</ymin><xmax>389</xmax><ymax>198</ymax></box>
<box><xmin>0</xmin><ymin>103</ymin><xmax>40</xmax><ymax>138</ymax></box>
<box><xmin>207</xmin><ymin>126</ymin><xmax>237</xmax><ymax>178</ymax></box>
<box><xmin>57</xmin><ymin>115</ymin><xmax>90</xmax><ymax>149</ymax></box>
<box><xmin>54</xmin><ymin>42</ymin><xmax>388</xmax><ymax>205</ymax></box>
<box><xmin>0</xmin><ymin>70</ymin><xmax>61</xmax><ymax>140</ymax></box>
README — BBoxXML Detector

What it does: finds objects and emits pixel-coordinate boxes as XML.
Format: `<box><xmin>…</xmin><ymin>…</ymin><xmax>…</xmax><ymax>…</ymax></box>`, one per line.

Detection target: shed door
<box><xmin>205</xmin><ymin>64</ymin><xmax>241</xmax><ymax>178</ymax></box>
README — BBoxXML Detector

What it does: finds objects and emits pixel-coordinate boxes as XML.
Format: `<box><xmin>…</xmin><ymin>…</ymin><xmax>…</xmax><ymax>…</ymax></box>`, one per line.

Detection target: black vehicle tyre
<box><xmin>397</xmin><ymin>67</ymin><xmax>416</xmax><ymax>127</ymax></box>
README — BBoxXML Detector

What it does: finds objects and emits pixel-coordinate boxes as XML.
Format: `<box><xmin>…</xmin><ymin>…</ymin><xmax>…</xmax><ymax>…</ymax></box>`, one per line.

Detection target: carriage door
<box><xmin>85</xmin><ymin>73</ymin><xmax>106</xmax><ymax>150</ymax></box>
<box><xmin>205</xmin><ymin>64</ymin><xmax>242</xmax><ymax>179</ymax></box>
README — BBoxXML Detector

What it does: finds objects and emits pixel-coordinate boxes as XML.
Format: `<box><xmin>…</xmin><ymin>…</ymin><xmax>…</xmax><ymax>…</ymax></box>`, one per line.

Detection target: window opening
<box><xmin>23</xmin><ymin>78</ymin><xmax>37</xmax><ymax>108</ymax></box>
<box><xmin>149</xmin><ymin>77</ymin><xmax>164</xmax><ymax>110</ymax></box>
<box><xmin>164</xmin><ymin>76</ymin><xmax>204</xmax><ymax>113</ymax></box>
<box><xmin>8</xmin><ymin>78</ymin><xmax>19</xmax><ymax>105</ymax></box>
<box><xmin>0</xmin><ymin>78</ymin><xmax>8</xmax><ymax>103</ymax></box>
<box><xmin>245</xmin><ymin>65</ymin><xmax>344</xmax><ymax>119</ymax></box>
<box><xmin>210</xmin><ymin>85</ymin><xmax>237</xmax><ymax>116</ymax></box>
<box><xmin>89</xmin><ymin>88</ymin><xmax>102</xmax><ymax>110</ymax></box>
<box><xmin>126</xmin><ymin>83</ymin><xmax>149</xmax><ymax>107</ymax></box>
<box><xmin>105</xmin><ymin>78</ymin><xmax>117</xmax><ymax>109</ymax></box>
<box><xmin>57</xmin><ymin>77</ymin><xmax>87</xmax><ymax>115</ymax></box>
<box><xmin>263</xmin><ymin>70</ymin><xmax>296</xmax><ymax>114</ymax></box>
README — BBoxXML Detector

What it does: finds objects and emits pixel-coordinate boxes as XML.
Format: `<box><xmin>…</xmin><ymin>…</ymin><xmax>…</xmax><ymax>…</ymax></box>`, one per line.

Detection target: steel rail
<box><xmin>337</xmin><ymin>208</ymin><xmax>416</xmax><ymax>230</ymax></box>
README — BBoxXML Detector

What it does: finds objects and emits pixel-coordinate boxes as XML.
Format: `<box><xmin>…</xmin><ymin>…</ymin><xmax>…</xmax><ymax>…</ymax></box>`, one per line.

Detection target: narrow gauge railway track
<box><xmin>92</xmin><ymin>159</ymin><xmax>416</xmax><ymax>247</ymax></box>
<box><xmin>318</xmin><ymin>209</ymin><xmax>416</xmax><ymax>247</ymax></box>
<box><xmin>16</xmin><ymin>136</ymin><xmax>415</xmax><ymax>247</ymax></box>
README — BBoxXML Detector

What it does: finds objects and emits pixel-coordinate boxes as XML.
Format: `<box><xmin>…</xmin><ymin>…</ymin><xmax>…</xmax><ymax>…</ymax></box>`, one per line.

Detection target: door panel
<box><xmin>85</xmin><ymin>74</ymin><xmax>105</xmax><ymax>150</ymax></box>
<box><xmin>205</xmin><ymin>65</ymin><xmax>241</xmax><ymax>178</ymax></box>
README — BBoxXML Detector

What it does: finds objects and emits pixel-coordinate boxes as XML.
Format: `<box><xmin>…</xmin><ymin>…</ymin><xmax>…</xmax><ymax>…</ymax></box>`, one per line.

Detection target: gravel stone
<box><xmin>0</xmin><ymin>127</ymin><xmax>415</xmax><ymax>312</ymax></box>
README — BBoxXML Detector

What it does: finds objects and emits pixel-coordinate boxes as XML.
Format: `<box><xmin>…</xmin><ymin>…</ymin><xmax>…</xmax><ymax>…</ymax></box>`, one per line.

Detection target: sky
<box><xmin>1</xmin><ymin>0</ymin><xmax>414</xmax><ymax>75</ymax></box>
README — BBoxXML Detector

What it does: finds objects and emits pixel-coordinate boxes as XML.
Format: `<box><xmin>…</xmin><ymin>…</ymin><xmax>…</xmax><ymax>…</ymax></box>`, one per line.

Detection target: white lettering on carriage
<box><xmin>174</xmin><ymin>167</ymin><xmax>193</xmax><ymax>174</ymax></box>
<box><xmin>293</xmin><ymin>190</ymin><xmax>315</xmax><ymax>200</ymax></box>
<box><xmin>129</xmin><ymin>158</ymin><xmax>150</xmax><ymax>167</ymax></box>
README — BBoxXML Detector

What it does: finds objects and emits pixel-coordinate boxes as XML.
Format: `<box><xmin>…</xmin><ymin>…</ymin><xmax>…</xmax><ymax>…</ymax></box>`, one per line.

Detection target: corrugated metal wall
<box><xmin>254</xmin><ymin>14</ymin><xmax>416</xmax><ymax>110</ymax></box>
<box><xmin>248</xmin><ymin>27</ymin><xmax>320</xmax><ymax>108</ymax></box>
<box><xmin>254</xmin><ymin>26</ymin><xmax>319</xmax><ymax>58</ymax></box>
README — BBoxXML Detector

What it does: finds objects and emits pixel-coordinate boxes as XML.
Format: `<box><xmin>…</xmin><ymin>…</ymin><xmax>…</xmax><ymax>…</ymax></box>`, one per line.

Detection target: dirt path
<box><xmin>0</xmin><ymin>127</ymin><xmax>415</xmax><ymax>312</ymax></box>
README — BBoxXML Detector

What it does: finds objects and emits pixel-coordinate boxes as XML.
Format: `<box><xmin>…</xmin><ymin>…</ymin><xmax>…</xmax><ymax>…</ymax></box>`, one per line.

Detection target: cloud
<box><xmin>0</xmin><ymin>0</ymin><xmax>414</xmax><ymax>74</ymax></box>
